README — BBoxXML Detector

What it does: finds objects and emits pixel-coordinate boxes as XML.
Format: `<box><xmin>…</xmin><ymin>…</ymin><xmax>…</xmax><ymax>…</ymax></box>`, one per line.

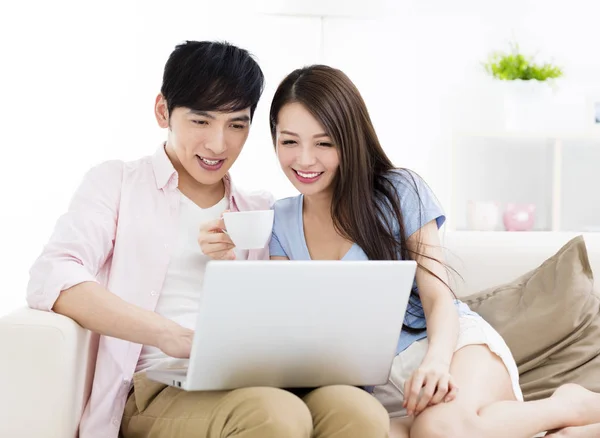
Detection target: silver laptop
<box><xmin>146</xmin><ymin>260</ymin><xmax>417</xmax><ymax>391</ymax></box>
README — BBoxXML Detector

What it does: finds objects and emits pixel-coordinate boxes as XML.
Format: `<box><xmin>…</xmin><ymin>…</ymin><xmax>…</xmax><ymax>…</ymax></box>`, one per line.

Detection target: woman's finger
<box><xmin>429</xmin><ymin>374</ymin><xmax>450</xmax><ymax>406</ymax></box>
<box><xmin>404</xmin><ymin>370</ymin><xmax>425</xmax><ymax>416</ymax></box>
<box><xmin>444</xmin><ymin>377</ymin><xmax>459</xmax><ymax>403</ymax></box>
<box><xmin>403</xmin><ymin>375</ymin><xmax>412</xmax><ymax>410</ymax></box>
<box><xmin>415</xmin><ymin>374</ymin><xmax>438</xmax><ymax>415</ymax></box>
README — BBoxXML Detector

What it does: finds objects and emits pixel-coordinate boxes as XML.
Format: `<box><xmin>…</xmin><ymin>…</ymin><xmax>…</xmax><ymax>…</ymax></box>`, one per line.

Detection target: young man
<box><xmin>26</xmin><ymin>41</ymin><xmax>389</xmax><ymax>438</ymax></box>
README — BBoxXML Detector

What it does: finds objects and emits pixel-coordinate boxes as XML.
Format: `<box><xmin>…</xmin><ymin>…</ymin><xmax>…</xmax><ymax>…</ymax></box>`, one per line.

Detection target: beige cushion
<box><xmin>461</xmin><ymin>235</ymin><xmax>600</xmax><ymax>400</ymax></box>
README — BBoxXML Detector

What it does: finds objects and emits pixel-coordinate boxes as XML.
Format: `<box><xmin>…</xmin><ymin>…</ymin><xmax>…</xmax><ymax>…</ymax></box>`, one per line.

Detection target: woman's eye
<box><xmin>282</xmin><ymin>140</ymin><xmax>297</xmax><ymax>145</ymax></box>
<box><xmin>317</xmin><ymin>142</ymin><xmax>333</xmax><ymax>147</ymax></box>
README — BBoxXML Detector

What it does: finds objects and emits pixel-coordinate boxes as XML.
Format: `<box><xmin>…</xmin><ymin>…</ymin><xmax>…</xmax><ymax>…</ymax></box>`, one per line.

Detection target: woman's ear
<box><xmin>154</xmin><ymin>94</ymin><xmax>169</xmax><ymax>129</ymax></box>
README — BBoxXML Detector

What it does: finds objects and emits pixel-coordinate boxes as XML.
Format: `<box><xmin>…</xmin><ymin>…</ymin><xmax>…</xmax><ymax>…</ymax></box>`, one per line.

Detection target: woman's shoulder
<box><xmin>270</xmin><ymin>195</ymin><xmax>304</xmax><ymax>256</ymax></box>
<box><xmin>383</xmin><ymin>168</ymin><xmax>440</xmax><ymax>203</ymax></box>
<box><xmin>380</xmin><ymin>168</ymin><xmax>445</xmax><ymax>235</ymax></box>
<box><xmin>383</xmin><ymin>168</ymin><xmax>425</xmax><ymax>193</ymax></box>
<box><xmin>272</xmin><ymin>195</ymin><xmax>302</xmax><ymax>217</ymax></box>
<box><xmin>272</xmin><ymin>195</ymin><xmax>303</xmax><ymax>236</ymax></box>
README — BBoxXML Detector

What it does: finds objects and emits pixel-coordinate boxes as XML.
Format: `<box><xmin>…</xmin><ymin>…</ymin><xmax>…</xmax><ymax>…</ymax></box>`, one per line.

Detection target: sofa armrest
<box><xmin>0</xmin><ymin>307</ymin><xmax>98</xmax><ymax>438</ymax></box>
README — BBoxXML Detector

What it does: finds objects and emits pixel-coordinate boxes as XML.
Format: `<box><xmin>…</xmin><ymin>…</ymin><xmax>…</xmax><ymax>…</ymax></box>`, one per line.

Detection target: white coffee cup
<box><xmin>222</xmin><ymin>210</ymin><xmax>274</xmax><ymax>250</ymax></box>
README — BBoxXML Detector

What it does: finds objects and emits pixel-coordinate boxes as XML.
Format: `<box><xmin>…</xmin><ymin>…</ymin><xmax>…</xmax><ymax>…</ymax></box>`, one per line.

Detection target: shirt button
<box><xmin>151</xmin><ymin>290</ymin><xmax>158</xmax><ymax>296</ymax></box>
<box><xmin>164</xmin><ymin>243</ymin><xmax>169</xmax><ymax>249</ymax></box>
<box><xmin>123</xmin><ymin>379</ymin><xmax>130</xmax><ymax>386</ymax></box>
<box><xmin>112</xmin><ymin>417</ymin><xmax>120</xmax><ymax>426</ymax></box>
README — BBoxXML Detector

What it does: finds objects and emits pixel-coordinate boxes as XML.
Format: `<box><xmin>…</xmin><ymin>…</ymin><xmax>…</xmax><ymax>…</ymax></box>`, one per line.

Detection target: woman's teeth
<box><xmin>297</xmin><ymin>171</ymin><xmax>321</xmax><ymax>178</ymax></box>
<box><xmin>201</xmin><ymin>157</ymin><xmax>221</xmax><ymax>165</ymax></box>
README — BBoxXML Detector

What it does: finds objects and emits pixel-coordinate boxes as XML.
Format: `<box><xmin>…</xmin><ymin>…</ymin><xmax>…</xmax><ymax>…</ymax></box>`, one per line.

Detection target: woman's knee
<box><xmin>219</xmin><ymin>387</ymin><xmax>313</xmax><ymax>438</ymax></box>
<box><xmin>410</xmin><ymin>406</ymin><xmax>477</xmax><ymax>438</ymax></box>
<box><xmin>304</xmin><ymin>385</ymin><xmax>389</xmax><ymax>437</ymax></box>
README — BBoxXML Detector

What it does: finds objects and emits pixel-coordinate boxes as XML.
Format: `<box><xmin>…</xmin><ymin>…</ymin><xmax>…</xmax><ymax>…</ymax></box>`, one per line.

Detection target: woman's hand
<box><xmin>198</xmin><ymin>213</ymin><xmax>236</xmax><ymax>260</ymax></box>
<box><xmin>403</xmin><ymin>220</ymin><xmax>460</xmax><ymax>416</ymax></box>
<box><xmin>403</xmin><ymin>358</ymin><xmax>458</xmax><ymax>417</ymax></box>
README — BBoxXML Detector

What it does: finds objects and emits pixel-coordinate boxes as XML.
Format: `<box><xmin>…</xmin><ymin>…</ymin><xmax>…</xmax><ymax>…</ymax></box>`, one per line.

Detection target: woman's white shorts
<box><xmin>372</xmin><ymin>314</ymin><xmax>524</xmax><ymax>418</ymax></box>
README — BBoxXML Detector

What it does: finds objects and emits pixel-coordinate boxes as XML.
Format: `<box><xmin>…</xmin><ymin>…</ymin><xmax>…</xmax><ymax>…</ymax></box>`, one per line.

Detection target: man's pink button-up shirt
<box><xmin>26</xmin><ymin>145</ymin><xmax>274</xmax><ymax>437</ymax></box>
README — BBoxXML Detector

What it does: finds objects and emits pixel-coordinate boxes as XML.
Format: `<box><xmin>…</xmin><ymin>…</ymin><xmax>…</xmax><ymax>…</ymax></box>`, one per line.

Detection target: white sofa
<box><xmin>1</xmin><ymin>231</ymin><xmax>599</xmax><ymax>438</ymax></box>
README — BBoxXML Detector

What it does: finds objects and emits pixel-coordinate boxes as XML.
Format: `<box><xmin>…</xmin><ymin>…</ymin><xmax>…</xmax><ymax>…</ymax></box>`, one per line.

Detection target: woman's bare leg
<box><xmin>408</xmin><ymin>345</ymin><xmax>600</xmax><ymax>438</ymax></box>
<box><xmin>390</xmin><ymin>417</ymin><xmax>412</xmax><ymax>438</ymax></box>
<box><xmin>545</xmin><ymin>423</ymin><xmax>600</xmax><ymax>437</ymax></box>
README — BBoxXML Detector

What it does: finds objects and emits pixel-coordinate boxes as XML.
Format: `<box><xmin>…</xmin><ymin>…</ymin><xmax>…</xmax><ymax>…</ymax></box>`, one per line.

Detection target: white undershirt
<box><xmin>136</xmin><ymin>193</ymin><xmax>247</xmax><ymax>372</ymax></box>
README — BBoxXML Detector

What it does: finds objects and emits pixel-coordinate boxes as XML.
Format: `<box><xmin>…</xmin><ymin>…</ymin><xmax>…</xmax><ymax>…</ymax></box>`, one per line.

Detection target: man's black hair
<box><xmin>161</xmin><ymin>41</ymin><xmax>265</xmax><ymax>120</ymax></box>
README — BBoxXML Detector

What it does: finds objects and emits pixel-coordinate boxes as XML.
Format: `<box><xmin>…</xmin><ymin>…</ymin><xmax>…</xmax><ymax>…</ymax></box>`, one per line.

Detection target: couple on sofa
<box><xmin>27</xmin><ymin>40</ymin><xmax>600</xmax><ymax>438</ymax></box>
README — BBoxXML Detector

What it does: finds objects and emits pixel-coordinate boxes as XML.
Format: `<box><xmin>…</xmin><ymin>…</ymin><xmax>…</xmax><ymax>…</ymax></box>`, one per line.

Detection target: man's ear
<box><xmin>154</xmin><ymin>94</ymin><xmax>169</xmax><ymax>129</ymax></box>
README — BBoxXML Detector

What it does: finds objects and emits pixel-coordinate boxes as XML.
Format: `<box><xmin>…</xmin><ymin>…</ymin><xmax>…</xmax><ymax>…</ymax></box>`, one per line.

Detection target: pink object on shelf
<box><xmin>503</xmin><ymin>203</ymin><xmax>536</xmax><ymax>231</ymax></box>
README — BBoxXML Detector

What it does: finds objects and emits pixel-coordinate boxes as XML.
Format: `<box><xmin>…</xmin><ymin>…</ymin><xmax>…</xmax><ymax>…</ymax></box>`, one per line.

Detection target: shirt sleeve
<box><xmin>392</xmin><ymin>169</ymin><xmax>446</xmax><ymax>238</ymax></box>
<box><xmin>269</xmin><ymin>232</ymin><xmax>288</xmax><ymax>257</ymax></box>
<box><xmin>26</xmin><ymin>160</ymin><xmax>123</xmax><ymax>311</ymax></box>
<box><xmin>268</xmin><ymin>205</ymin><xmax>289</xmax><ymax>258</ymax></box>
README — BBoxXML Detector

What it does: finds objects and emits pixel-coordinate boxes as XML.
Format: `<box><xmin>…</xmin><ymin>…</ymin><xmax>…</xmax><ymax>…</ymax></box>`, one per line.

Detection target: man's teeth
<box><xmin>297</xmin><ymin>171</ymin><xmax>321</xmax><ymax>178</ymax></box>
<box><xmin>201</xmin><ymin>157</ymin><xmax>221</xmax><ymax>165</ymax></box>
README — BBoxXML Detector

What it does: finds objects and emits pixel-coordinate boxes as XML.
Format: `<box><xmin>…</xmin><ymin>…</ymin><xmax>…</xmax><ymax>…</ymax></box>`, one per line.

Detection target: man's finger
<box><xmin>202</xmin><ymin>232</ymin><xmax>234</xmax><ymax>246</ymax></box>
<box><xmin>204</xmin><ymin>247</ymin><xmax>236</xmax><ymax>260</ymax></box>
<box><xmin>202</xmin><ymin>242</ymin><xmax>236</xmax><ymax>254</ymax></box>
<box><xmin>199</xmin><ymin>217</ymin><xmax>226</xmax><ymax>233</ymax></box>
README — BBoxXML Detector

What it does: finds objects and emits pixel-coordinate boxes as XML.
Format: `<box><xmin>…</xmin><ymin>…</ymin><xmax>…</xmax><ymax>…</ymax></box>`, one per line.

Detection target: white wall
<box><xmin>1</xmin><ymin>0</ymin><xmax>599</xmax><ymax>316</ymax></box>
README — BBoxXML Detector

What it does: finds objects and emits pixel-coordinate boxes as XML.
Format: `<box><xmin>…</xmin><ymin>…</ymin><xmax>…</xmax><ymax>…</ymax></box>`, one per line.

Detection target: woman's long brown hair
<box><xmin>269</xmin><ymin>65</ymin><xmax>453</xmax><ymax>330</ymax></box>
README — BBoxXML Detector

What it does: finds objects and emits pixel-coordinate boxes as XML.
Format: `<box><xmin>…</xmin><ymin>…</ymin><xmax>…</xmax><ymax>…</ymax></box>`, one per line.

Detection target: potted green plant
<box><xmin>483</xmin><ymin>43</ymin><xmax>564</xmax><ymax>132</ymax></box>
<box><xmin>484</xmin><ymin>43</ymin><xmax>563</xmax><ymax>82</ymax></box>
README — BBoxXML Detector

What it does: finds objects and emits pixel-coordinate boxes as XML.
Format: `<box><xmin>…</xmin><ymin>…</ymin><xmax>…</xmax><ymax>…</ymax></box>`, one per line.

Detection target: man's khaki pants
<box><xmin>121</xmin><ymin>373</ymin><xmax>389</xmax><ymax>438</ymax></box>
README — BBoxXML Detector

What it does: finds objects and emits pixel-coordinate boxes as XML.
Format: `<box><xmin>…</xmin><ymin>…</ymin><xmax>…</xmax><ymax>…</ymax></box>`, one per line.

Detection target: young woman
<box><xmin>200</xmin><ymin>65</ymin><xmax>600</xmax><ymax>438</ymax></box>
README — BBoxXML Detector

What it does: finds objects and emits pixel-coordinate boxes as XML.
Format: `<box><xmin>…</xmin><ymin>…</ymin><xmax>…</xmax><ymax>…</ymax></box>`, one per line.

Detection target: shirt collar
<box><xmin>151</xmin><ymin>143</ymin><xmax>239</xmax><ymax>210</ymax></box>
<box><xmin>151</xmin><ymin>143</ymin><xmax>178</xmax><ymax>190</ymax></box>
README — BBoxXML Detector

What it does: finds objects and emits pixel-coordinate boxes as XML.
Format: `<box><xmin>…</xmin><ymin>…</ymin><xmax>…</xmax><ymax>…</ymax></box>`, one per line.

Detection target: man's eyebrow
<box><xmin>188</xmin><ymin>109</ymin><xmax>250</xmax><ymax>123</ymax></box>
<box><xmin>188</xmin><ymin>109</ymin><xmax>215</xmax><ymax>119</ymax></box>
<box><xmin>229</xmin><ymin>115</ymin><xmax>251</xmax><ymax>123</ymax></box>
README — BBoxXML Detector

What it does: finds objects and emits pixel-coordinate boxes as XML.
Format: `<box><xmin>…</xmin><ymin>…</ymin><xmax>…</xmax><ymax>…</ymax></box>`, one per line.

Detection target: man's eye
<box><xmin>192</xmin><ymin>120</ymin><xmax>207</xmax><ymax>125</ymax></box>
<box><xmin>232</xmin><ymin>124</ymin><xmax>245</xmax><ymax>130</ymax></box>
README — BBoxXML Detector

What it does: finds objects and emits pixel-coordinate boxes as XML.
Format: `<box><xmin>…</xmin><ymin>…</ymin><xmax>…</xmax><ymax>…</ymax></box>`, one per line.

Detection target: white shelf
<box><xmin>453</xmin><ymin>130</ymin><xmax>600</xmax><ymax>141</ymax></box>
<box><xmin>551</xmin><ymin>139</ymin><xmax>562</xmax><ymax>232</ymax></box>
<box><xmin>449</xmin><ymin>131</ymin><xmax>600</xmax><ymax>233</ymax></box>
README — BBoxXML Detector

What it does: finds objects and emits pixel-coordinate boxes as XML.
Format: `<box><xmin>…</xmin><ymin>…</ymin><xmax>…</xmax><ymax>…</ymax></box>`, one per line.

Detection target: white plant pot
<box><xmin>501</xmin><ymin>79</ymin><xmax>557</xmax><ymax>133</ymax></box>
<box><xmin>467</xmin><ymin>201</ymin><xmax>500</xmax><ymax>231</ymax></box>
